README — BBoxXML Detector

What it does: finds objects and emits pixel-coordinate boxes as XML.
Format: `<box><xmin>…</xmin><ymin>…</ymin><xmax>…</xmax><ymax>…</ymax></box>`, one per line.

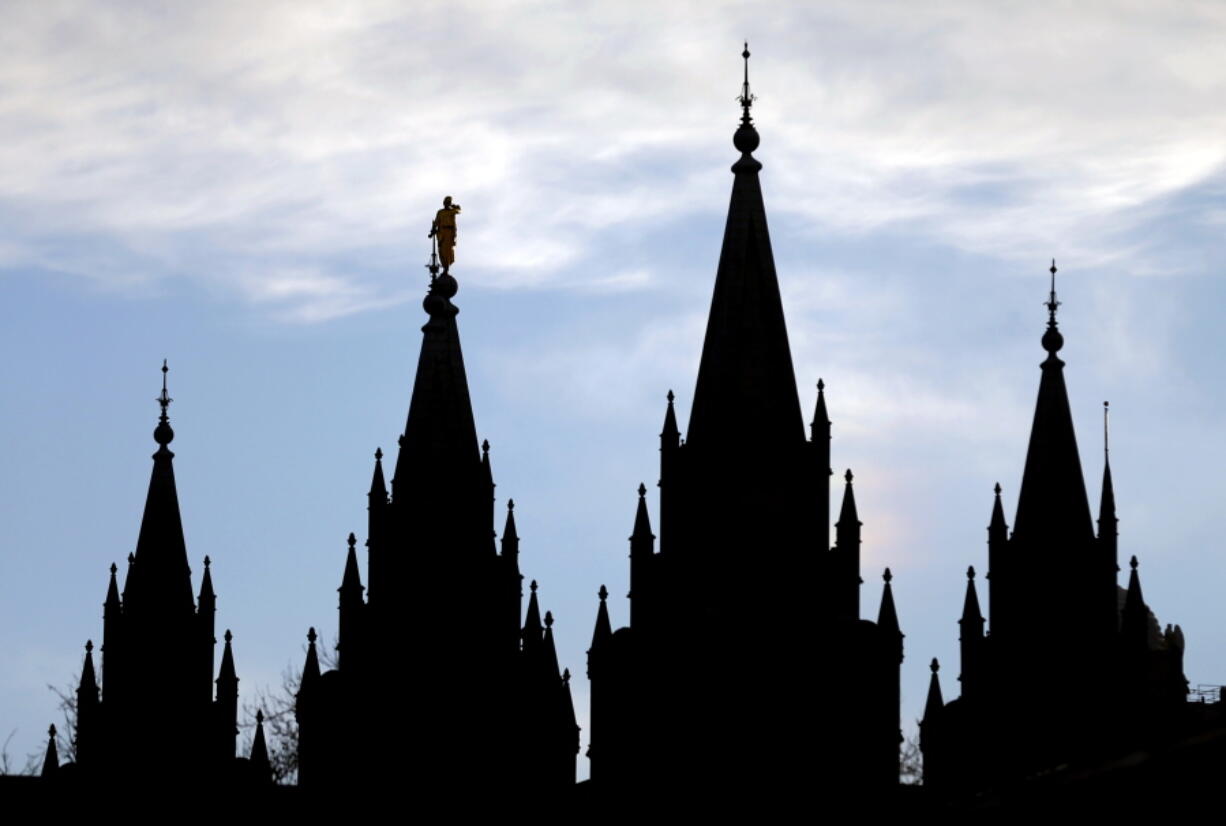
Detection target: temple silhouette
<box><xmin>15</xmin><ymin>47</ymin><xmax>1226</xmax><ymax>810</ymax></box>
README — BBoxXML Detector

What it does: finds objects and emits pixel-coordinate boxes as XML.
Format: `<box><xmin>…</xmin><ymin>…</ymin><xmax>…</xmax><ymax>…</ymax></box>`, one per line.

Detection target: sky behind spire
<box><xmin>1</xmin><ymin>1</ymin><xmax>1224</xmax><ymax>774</ymax></box>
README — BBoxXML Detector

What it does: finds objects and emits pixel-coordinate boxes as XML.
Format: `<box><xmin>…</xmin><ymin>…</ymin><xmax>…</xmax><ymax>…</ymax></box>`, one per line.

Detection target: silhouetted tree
<box><xmin>900</xmin><ymin>729</ymin><xmax>923</xmax><ymax>785</ymax></box>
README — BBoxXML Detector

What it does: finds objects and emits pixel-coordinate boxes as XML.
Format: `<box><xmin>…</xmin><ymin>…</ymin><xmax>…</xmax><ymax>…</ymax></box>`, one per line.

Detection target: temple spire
<box><xmin>687</xmin><ymin>44</ymin><xmax>802</xmax><ymax>448</ymax></box>
<box><xmin>1012</xmin><ymin>262</ymin><xmax>1093</xmax><ymax>545</ymax></box>
<box><xmin>124</xmin><ymin>361</ymin><xmax>194</xmax><ymax>617</ymax></box>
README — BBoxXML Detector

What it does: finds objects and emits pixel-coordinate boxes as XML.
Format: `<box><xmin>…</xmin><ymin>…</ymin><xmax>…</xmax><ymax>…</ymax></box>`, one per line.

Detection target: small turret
<box><xmin>40</xmin><ymin>724</ymin><xmax>58</xmax><ymax>778</ymax></box>
<box><xmin>338</xmin><ymin>532</ymin><xmax>365</xmax><ymax>673</ymax></box>
<box><xmin>959</xmin><ymin>566</ymin><xmax>985</xmax><ymax>700</ymax></box>
<box><xmin>215</xmin><ymin>629</ymin><xmax>239</xmax><ymax>761</ymax></box>
<box><xmin>833</xmin><ymin>469</ymin><xmax>862</xmax><ymax>620</ymax></box>
<box><xmin>629</xmin><ymin>483</ymin><xmax>655</xmax><ymax>629</ymax></box>
<box><xmin>250</xmin><ymin>709</ymin><xmax>272</xmax><ymax>784</ymax></box>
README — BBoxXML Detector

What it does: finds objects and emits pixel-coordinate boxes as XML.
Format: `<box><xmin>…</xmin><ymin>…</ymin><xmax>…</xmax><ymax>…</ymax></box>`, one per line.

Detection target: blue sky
<box><xmin>1</xmin><ymin>1</ymin><xmax>1224</xmax><ymax>774</ymax></box>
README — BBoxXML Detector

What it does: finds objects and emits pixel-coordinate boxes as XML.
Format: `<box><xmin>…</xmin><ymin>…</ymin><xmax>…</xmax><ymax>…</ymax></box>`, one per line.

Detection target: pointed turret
<box><xmin>959</xmin><ymin>567</ymin><xmax>985</xmax><ymax>699</ymax></box>
<box><xmin>295</xmin><ymin>627</ymin><xmax>321</xmax><ymax>787</ymax></box>
<box><xmin>75</xmin><ymin>640</ymin><xmax>100</xmax><ymax>766</ymax></box>
<box><xmin>500</xmin><ymin>500</ymin><xmax>523</xmax><ymax>653</ymax></box>
<box><xmin>987</xmin><ymin>482</ymin><xmax>1008</xmax><ymax>633</ymax></box>
<box><xmin>1121</xmin><ymin>556</ymin><xmax>1149</xmax><ymax>656</ymax></box>
<box><xmin>590</xmin><ymin>584</ymin><xmax>612</xmax><ymax>658</ymax></box>
<box><xmin>877</xmin><ymin>568</ymin><xmax>903</xmax><ymax>663</ymax></box>
<box><xmin>686</xmin><ymin>44</ymin><xmax>804</xmax><ymax>449</ymax></box>
<box><xmin>250</xmin><ymin>709</ymin><xmax>272</xmax><ymax>783</ymax></box>
<box><xmin>543</xmin><ymin>610</ymin><xmax>562</xmax><ymax>681</ymax></box>
<box><xmin>338</xmin><ymin>532</ymin><xmax>365</xmax><ymax>673</ymax></box>
<box><xmin>629</xmin><ymin>483</ymin><xmax>655</xmax><ymax>629</ymax></box>
<box><xmin>812</xmin><ymin>379</ymin><xmax>832</xmax><ymax>555</ymax></box>
<box><xmin>41</xmin><ymin>724</ymin><xmax>58</xmax><ymax>778</ymax></box>
<box><xmin>923</xmin><ymin>658</ymin><xmax>944</xmax><ymax>721</ymax></box>
<box><xmin>661</xmin><ymin>390</ymin><xmax>679</xmax><ymax>448</ymax></box>
<box><xmin>301</xmin><ymin>627</ymin><xmax>321</xmax><ymax>687</ymax></box>
<box><xmin>123</xmin><ymin>360</ymin><xmax>194</xmax><ymax>618</ymax></box>
<box><xmin>102</xmin><ymin>562</ymin><xmax>121</xmax><ymax>702</ymax></box>
<box><xmin>832</xmin><ymin>469</ymin><xmax>862</xmax><ymax>620</ymax></box>
<box><xmin>522</xmin><ymin>580</ymin><xmax>543</xmax><ymax>653</ymax></box>
<box><xmin>215</xmin><ymin>629</ymin><xmax>239</xmax><ymax>761</ymax></box>
<box><xmin>367</xmin><ymin>447</ymin><xmax>388</xmax><ymax>603</ymax></box>
<box><xmin>198</xmin><ymin>555</ymin><xmax>216</xmax><ymax>705</ymax></box>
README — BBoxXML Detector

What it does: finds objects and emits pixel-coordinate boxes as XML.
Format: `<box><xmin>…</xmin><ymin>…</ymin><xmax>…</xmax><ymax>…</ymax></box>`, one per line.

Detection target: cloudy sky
<box><xmin>1</xmin><ymin>0</ymin><xmax>1224</xmax><ymax>775</ymax></box>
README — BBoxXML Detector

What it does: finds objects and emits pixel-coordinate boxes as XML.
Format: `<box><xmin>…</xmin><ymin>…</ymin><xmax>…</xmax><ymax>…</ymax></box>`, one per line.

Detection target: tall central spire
<box><xmin>392</xmin><ymin>251</ymin><xmax>482</xmax><ymax>501</ymax></box>
<box><xmin>124</xmin><ymin>361</ymin><xmax>194</xmax><ymax>616</ymax></box>
<box><xmin>686</xmin><ymin>45</ymin><xmax>804</xmax><ymax>448</ymax></box>
<box><xmin>1013</xmin><ymin>260</ymin><xmax>1094</xmax><ymax>544</ymax></box>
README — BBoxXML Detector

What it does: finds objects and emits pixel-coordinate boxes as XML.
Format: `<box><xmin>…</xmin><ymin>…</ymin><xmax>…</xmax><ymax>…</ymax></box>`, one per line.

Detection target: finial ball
<box><xmin>1042</xmin><ymin>325</ymin><xmax>1064</xmax><ymax>354</ymax></box>
<box><xmin>734</xmin><ymin>123</ymin><xmax>760</xmax><ymax>154</ymax></box>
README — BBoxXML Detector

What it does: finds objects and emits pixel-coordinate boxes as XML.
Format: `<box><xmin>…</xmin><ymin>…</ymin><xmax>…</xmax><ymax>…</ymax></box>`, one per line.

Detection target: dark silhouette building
<box><xmin>919</xmin><ymin>264</ymin><xmax>1192</xmax><ymax>798</ymax></box>
<box><xmin>42</xmin><ymin>361</ymin><xmax>271</xmax><ymax>785</ymax></box>
<box><xmin>584</xmin><ymin>47</ymin><xmax>905</xmax><ymax>802</ymax></box>
<box><xmin>291</xmin><ymin>255</ymin><xmax>579</xmax><ymax>793</ymax></box>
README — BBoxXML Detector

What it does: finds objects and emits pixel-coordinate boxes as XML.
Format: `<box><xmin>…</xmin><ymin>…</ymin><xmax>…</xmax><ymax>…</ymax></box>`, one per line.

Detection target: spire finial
<box><xmin>1041</xmin><ymin>259</ymin><xmax>1064</xmax><ymax>354</ymax></box>
<box><xmin>930</xmin><ymin>657</ymin><xmax>940</xmax><ymax>673</ymax></box>
<box><xmin>844</xmin><ymin>468</ymin><xmax>854</xmax><ymax>484</ymax></box>
<box><xmin>667</xmin><ymin>389</ymin><xmax>675</xmax><ymax>404</ymax></box>
<box><xmin>48</xmin><ymin>723</ymin><xmax>56</xmax><ymax>738</ymax></box>
<box><xmin>739</xmin><ymin>42</ymin><xmax>754</xmax><ymax>123</ymax></box>
<box><xmin>598</xmin><ymin>584</ymin><xmax>608</xmax><ymax>602</ymax></box>
<box><xmin>883</xmin><ymin>567</ymin><xmax>892</xmax><ymax>584</ymax></box>
<box><xmin>545</xmin><ymin>610</ymin><xmax>554</xmax><ymax>628</ymax></box>
<box><xmin>224</xmin><ymin>629</ymin><xmax>233</xmax><ymax>643</ymax></box>
<box><xmin>508</xmin><ymin>498</ymin><xmax>515</xmax><ymax>511</ymax></box>
<box><xmin>203</xmin><ymin>555</ymin><xmax>211</xmax><ymax>568</ymax></box>
<box><xmin>530</xmin><ymin>579</ymin><xmax>538</xmax><ymax>593</ymax></box>
<box><xmin>1130</xmin><ymin>554</ymin><xmax>1138</xmax><ymax>570</ymax></box>
<box><xmin>256</xmin><ymin>709</ymin><xmax>264</xmax><ymax>725</ymax></box>
<box><xmin>637</xmin><ymin>482</ymin><xmax>647</xmax><ymax>498</ymax></box>
<box><xmin>307</xmin><ymin>626</ymin><xmax>317</xmax><ymax>644</ymax></box>
<box><xmin>347</xmin><ymin>532</ymin><xmax>357</xmax><ymax>550</ymax></box>
<box><xmin>110</xmin><ymin>562</ymin><xmax>117</xmax><ymax>575</ymax></box>
<box><xmin>817</xmin><ymin>378</ymin><xmax>825</xmax><ymax>392</ymax></box>
<box><xmin>562</xmin><ymin>668</ymin><xmax>571</xmax><ymax>684</ymax></box>
<box><xmin>85</xmin><ymin>639</ymin><xmax>93</xmax><ymax>653</ymax></box>
<box><xmin>375</xmin><ymin>446</ymin><xmax>383</xmax><ymax>461</ymax></box>
<box><xmin>994</xmin><ymin>481</ymin><xmax>1002</xmax><ymax>496</ymax></box>
<box><xmin>1104</xmin><ymin>400</ymin><xmax>1110</xmax><ymax>460</ymax></box>
<box><xmin>732</xmin><ymin>44</ymin><xmax>761</xmax><ymax>161</ymax></box>
<box><xmin>482</xmin><ymin>438</ymin><xmax>490</xmax><ymax>455</ymax></box>
<box><xmin>154</xmin><ymin>360</ymin><xmax>175</xmax><ymax>446</ymax></box>
<box><xmin>967</xmin><ymin>565</ymin><xmax>975</xmax><ymax>580</ymax></box>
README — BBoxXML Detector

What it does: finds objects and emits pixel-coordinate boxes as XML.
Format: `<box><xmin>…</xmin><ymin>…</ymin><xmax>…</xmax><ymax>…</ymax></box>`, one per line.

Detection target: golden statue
<box><xmin>429</xmin><ymin>196</ymin><xmax>462</xmax><ymax>274</ymax></box>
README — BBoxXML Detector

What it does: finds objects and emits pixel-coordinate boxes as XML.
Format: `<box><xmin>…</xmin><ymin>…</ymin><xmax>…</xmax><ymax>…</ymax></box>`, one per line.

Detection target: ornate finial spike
<box><xmin>1104</xmin><ymin>401</ymin><xmax>1110</xmax><ymax>458</ymax></box>
<box><xmin>598</xmin><ymin>584</ymin><xmax>608</xmax><ymax>601</ymax></box>
<box><xmin>530</xmin><ymin>579</ymin><xmax>538</xmax><ymax>593</ymax></box>
<box><xmin>545</xmin><ymin>610</ymin><xmax>554</xmax><ymax>628</ymax></box>
<box><xmin>307</xmin><ymin>626</ymin><xmax>317</xmax><ymax>643</ymax></box>
<box><xmin>1045</xmin><ymin>259</ymin><xmax>1060</xmax><ymax>322</ymax></box>
<box><xmin>930</xmin><ymin>657</ymin><xmax>940</xmax><ymax>673</ymax></box>
<box><xmin>967</xmin><ymin>565</ymin><xmax>975</xmax><ymax>580</ymax></box>
<box><xmin>203</xmin><ymin>555</ymin><xmax>211</xmax><ymax>568</ymax></box>
<box><xmin>738</xmin><ymin>42</ymin><xmax>755</xmax><ymax>123</ymax></box>
<box><xmin>817</xmin><ymin>378</ymin><xmax>825</xmax><ymax>392</ymax></box>
<box><xmin>224</xmin><ymin>629</ymin><xmax>233</xmax><ymax>643</ymax></box>
<box><xmin>158</xmin><ymin>360</ymin><xmax>172</xmax><ymax>414</ymax></box>
<box><xmin>127</xmin><ymin>552</ymin><xmax>134</xmax><ymax>565</ymax></box>
<box><xmin>49</xmin><ymin>724</ymin><xmax>56</xmax><ymax>738</ymax></box>
<box><xmin>844</xmin><ymin>468</ymin><xmax>854</xmax><ymax>484</ymax></box>
<box><xmin>507</xmin><ymin>498</ymin><xmax>515</xmax><ymax>511</ymax></box>
<box><xmin>994</xmin><ymin>482</ymin><xmax>1002</xmax><ymax>496</ymax></box>
<box><xmin>883</xmin><ymin>567</ymin><xmax>892</xmax><ymax>584</ymax></box>
<box><xmin>85</xmin><ymin>640</ymin><xmax>93</xmax><ymax>653</ymax></box>
<box><xmin>374</xmin><ymin>447</ymin><xmax>383</xmax><ymax>461</ymax></box>
<box><xmin>563</xmin><ymin>668</ymin><xmax>571</xmax><ymax>683</ymax></box>
<box><xmin>666</xmin><ymin>389</ymin><xmax>675</xmax><ymax>404</ymax></box>
<box><xmin>482</xmin><ymin>439</ymin><xmax>490</xmax><ymax>454</ymax></box>
<box><xmin>110</xmin><ymin>562</ymin><xmax>117</xmax><ymax>575</ymax></box>
<box><xmin>1130</xmin><ymin>555</ymin><xmax>1138</xmax><ymax>570</ymax></box>
<box><xmin>256</xmin><ymin>709</ymin><xmax>264</xmax><ymax>724</ymax></box>
<box><xmin>637</xmin><ymin>482</ymin><xmax>647</xmax><ymax>498</ymax></box>
<box><xmin>347</xmin><ymin>532</ymin><xmax>356</xmax><ymax>549</ymax></box>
